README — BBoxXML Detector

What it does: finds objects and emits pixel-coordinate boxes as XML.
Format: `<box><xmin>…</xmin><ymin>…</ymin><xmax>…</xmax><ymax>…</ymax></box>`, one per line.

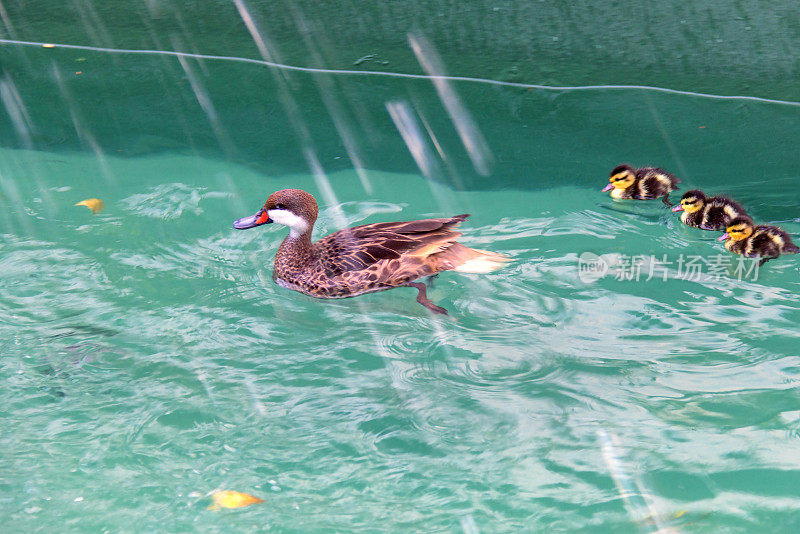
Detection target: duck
<box><xmin>671</xmin><ymin>189</ymin><xmax>749</xmax><ymax>230</ymax></box>
<box><xmin>601</xmin><ymin>164</ymin><xmax>680</xmax><ymax>205</ymax></box>
<box><xmin>718</xmin><ymin>216</ymin><xmax>799</xmax><ymax>265</ymax></box>
<box><xmin>233</xmin><ymin>189</ymin><xmax>510</xmax><ymax>315</ymax></box>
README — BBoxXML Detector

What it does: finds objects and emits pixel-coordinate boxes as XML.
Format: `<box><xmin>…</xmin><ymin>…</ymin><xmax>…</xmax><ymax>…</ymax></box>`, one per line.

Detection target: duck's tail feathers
<box><xmin>784</xmin><ymin>243</ymin><xmax>799</xmax><ymax>254</ymax></box>
<box><xmin>435</xmin><ymin>243</ymin><xmax>511</xmax><ymax>273</ymax></box>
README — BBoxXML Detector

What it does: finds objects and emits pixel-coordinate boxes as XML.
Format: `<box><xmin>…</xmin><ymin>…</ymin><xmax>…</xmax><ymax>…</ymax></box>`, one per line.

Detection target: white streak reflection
<box><xmin>289</xmin><ymin>5</ymin><xmax>373</xmax><ymax>195</ymax></box>
<box><xmin>386</xmin><ymin>100</ymin><xmax>459</xmax><ymax>213</ymax></box>
<box><xmin>0</xmin><ymin>1</ymin><xmax>17</xmax><ymax>40</ymax></box>
<box><xmin>386</xmin><ymin>100</ymin><xmax>440</xmax><ymax>179</ymax></box>
<box><xmin>408</xmin><ymin>34</ymin><xmax>493</xmax><ymax>177</ymax></box>
<box><xmin>0</xmin><ymin>74</ymin><xmax>34</xmax><ymax>148</ymax></box>
<box><xmin>598</xmin><ymin>428</ymin><xmax>678</xmax><ymax>533</ymax></box>
<box><xmin>51</xmin><ymin>63</ymin><xmax>115</xmax><ymax>185</ymax></box>
<box><xmin>173</xmin><ymin>36</ymin><xmax>235</xmax><ymax>156</ymax></box>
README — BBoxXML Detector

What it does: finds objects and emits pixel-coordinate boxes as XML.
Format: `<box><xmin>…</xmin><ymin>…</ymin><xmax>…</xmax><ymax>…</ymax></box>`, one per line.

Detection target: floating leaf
<box><xmin>207</xmin><ymin>490</ymin><xmax>264</xmax><ymax>510</ymax></box>
<box><xmin>74</xmin><ymin>198</ymin><xmax>104</xmax><ymax>214</ymax></box>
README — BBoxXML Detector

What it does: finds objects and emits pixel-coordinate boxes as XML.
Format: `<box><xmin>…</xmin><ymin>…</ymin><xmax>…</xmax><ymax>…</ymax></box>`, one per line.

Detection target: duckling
<box><xmin>671</xmin><ymin>189</ymin><xmax>748</xmax><ymax>230</ymax></box>
<box><xmin>718</xmin><ymin>216</ymin><xmax>799</xmax><ymax>265</ymax></box>
<box><xmin>233</xmin><ymin>189</ymin><xmax>511</xmax><ymax>315</ymax></box>
<box><xmin>601</xmin><ymin>164</ymin><xmax>680</xmax><ymax>205</ymax></box>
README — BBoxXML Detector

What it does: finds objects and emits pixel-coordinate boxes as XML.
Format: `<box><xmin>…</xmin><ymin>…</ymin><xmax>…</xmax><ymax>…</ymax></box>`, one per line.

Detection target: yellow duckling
<box><xmin>718</xmin><ymin>216</ymin><xmax>799</xmax><ymax>265</ymax></box>
<box><xmin>602</xmin><ymin>164</ymin><xmax>680</xmax><ymax>205</ymax></box>
<box><xmin>672</xmin><ymin>189</ymin><xmax>748</xmax><ymax>230</ymax></box>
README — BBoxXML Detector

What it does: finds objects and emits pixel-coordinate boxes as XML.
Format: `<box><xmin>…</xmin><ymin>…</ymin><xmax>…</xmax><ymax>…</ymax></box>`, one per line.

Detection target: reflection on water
<box><xmin>2</xmin><ymin>146</ymin><xmax>800</xmax><ymax>530</ymax></box>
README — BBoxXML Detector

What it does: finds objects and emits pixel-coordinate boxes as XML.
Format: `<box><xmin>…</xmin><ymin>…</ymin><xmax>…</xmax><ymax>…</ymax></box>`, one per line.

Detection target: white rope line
<box><xmin>3</xmin><ymin>38</ymin><xmax>800</xmax><ymax>108</ymax></box>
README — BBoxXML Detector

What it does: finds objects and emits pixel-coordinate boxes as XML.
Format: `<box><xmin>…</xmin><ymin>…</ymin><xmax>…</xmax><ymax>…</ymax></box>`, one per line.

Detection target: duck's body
<box><xmin>672</xmin><ymin>190</ymin><xmax>748</xmax><ymax>230</ymax></box>
<box><xmin>718</xmin><ymin>216</ymin><xmax>799</xmax><ymax>265</ymax></box>
<box><xmin>602</xmin><ymin>164</ymin><xmax>680</xmax><ymax>205</ymax></box>
<box><xmin>271</xmin><ymin>214</ymin><xmax>483</xmax><ymax>299</ymax></box>
<box><xmin>233</xmin><ymin>189</ymin><xmax>509</xmax><ymax>314</ymax></box>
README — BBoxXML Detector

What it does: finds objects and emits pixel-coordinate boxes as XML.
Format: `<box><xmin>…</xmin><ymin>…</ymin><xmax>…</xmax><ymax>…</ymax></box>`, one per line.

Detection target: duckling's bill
<box><xmin>671</xmin><ymin>204</ymin><xmax>684</xmax><ymax>212</ymax></box>
<box><xmin>233</xmin><ymin>209</ymin><xmax>272</xmax><ymax>229</ymax></box>
<box><xmin>717</xmin><ymin>233</ymin><xmax>729</xmax><ymax>241</ymax></box>
<box><xmin>601</xmin><ymin>184</ymin><xmax>614</xmax><ymax>192</ymax></box>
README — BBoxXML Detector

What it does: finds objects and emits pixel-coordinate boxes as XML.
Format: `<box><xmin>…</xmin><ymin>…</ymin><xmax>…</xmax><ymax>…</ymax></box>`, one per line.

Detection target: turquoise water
<box><xmin>3</xmin><ymin>11</ymin><xmax>800</xmax><ymax>533</ymax></box>
<box><xmin>3</xmin><ymin>145</ymin><xmax>800</xmax><ymax>531</ymax></box>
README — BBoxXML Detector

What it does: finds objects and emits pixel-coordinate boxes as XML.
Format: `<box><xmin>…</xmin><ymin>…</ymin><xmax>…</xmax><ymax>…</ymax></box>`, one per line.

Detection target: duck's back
<box><xmin>698</xmin><ymin>197</ymin><xmax>747</xmax><ymax>230</ymax></box>
<box><xmin>633</xmin><ymin>168</ymin><xmax>679</xmax><ymax>199</ymax></box>
<box><xmin>280</xmin><ymin>215</ymin><xmax>469</xmax><ymax>298</ymax></box>
<box><xmin>752</xmin><ymin>225</ymin><xmax>799</xmax><ymax>255</ymax></box>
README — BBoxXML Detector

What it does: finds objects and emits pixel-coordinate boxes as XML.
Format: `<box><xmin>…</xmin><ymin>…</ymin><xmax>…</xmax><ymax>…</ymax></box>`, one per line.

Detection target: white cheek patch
<box><xmin>268</xmin><ymin>209</ymin><xmax>309</xmax><ymax>238</ymax></box>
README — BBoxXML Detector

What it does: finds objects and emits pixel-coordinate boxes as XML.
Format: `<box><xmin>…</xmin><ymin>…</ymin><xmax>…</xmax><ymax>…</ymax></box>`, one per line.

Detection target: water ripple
<box><xmin>3</xmin><ymin>150</ymin><xmax>800</xmax><ymax>530</ymax></box>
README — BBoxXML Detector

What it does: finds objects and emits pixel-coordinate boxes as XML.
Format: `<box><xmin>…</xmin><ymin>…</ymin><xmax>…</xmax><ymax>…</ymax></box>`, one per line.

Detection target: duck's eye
<box><xmin>275</xmin><ymin>203</ymin><xmax>286</xmax><ymax>210</ymax></box>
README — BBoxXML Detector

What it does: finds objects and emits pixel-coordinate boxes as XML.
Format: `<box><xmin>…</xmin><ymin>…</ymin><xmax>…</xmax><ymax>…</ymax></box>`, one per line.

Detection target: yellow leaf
<box><xmin>74</xmin><ymin>198</ymin><xmax>104</xmax><ymax>214</ymax></box>
<box><xmin>207</xmin><ymin>490</ymin><xmax>264</xmax><ymax>510</ymax></box>
<box><xmin>673</xmin><ymin>510</ymin><xmax>687</xmax><ymax>518</ymax></box>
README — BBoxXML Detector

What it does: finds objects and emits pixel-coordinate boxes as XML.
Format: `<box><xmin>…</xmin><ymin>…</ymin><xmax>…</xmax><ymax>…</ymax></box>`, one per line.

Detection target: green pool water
<box><xmin>2</xmin><ymin>4</ymin><xmax>800</xmax><ymax>532</ymax></box>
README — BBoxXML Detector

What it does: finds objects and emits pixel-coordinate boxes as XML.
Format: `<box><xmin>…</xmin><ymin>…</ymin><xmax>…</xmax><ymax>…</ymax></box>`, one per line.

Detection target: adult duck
<box><xmin>233</xmin><ymin>189</ymin><xmax>510</xmax><ymax>315</ymax></box>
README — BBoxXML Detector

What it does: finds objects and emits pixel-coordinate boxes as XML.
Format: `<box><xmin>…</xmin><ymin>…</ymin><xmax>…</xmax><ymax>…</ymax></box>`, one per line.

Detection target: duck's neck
<box><xmin>275</xmin><ymin>230</ymin><xmax>314</xmax><ymax>270</ymax></box>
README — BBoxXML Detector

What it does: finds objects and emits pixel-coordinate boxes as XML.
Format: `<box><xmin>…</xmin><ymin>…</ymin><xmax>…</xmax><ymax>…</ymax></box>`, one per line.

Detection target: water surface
<box><xmin>2</xmin><ymin>144</ymin><xmax>800</xmax><ymax>531</ymax></box>
<box><xmin>2</xmin><ymin>6</ymin><xmax>800</xmax><ymax>530</ymax></box>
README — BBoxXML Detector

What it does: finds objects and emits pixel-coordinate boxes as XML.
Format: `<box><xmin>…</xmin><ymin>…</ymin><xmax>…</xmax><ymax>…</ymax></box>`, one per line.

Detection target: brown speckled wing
<box><xmin>313</xmin><ymin>215</ymin><xmax>469</xmax><ymax>279</ymax></box>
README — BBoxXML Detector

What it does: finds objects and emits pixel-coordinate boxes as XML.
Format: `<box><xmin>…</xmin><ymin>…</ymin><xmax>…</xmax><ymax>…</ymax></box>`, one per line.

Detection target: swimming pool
<box><xmin>2</xmin><ymin>2</ymin><xmax>800</xmax><ymax>532</ymax></box>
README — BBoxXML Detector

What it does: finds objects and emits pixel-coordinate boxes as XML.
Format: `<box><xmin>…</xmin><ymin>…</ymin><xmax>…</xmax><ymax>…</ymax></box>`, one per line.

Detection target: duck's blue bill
<box><xmin>233</xmin><ymin>209</ymin><xmax>272</xmax><ymax>229</ymax></box>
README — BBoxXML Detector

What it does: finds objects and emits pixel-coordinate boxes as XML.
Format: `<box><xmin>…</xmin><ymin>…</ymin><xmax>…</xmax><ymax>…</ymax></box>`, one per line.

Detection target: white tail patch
<box><xmin>452</xmin><ymin>248</ymin><xmax>511</xmax><ymax>273</ymax></box>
